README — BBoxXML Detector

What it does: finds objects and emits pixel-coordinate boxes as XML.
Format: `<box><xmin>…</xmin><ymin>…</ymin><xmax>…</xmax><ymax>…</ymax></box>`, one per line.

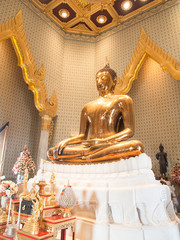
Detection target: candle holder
<box><xmin>37</xmin><ymin>180</ymin><xmax>47</xmax><ymax>195</ymax></box>
<box><xmin>3</xmin><ymin>224</ymin><xmax>17</xmax><ymax>238</ymax></box>
<box><xmin>37</xmin><ymin>162</ymin><xmax>47</xmax><ymax>195</ymax></box>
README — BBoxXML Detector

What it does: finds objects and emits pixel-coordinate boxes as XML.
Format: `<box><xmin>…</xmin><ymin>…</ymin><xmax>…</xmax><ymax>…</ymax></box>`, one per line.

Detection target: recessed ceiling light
<box><xmin>121</xmin><ymin>0</ymin><xmax>132</xmax><ymax>11</ymax></box>
<box><xmin>96</xmin><ymin>15</ymin><xmax>107</xmax><ymax>24</ymax></box>
<box><xmin>59</xmin><ymin>9</ymin><xmax>70</xmax><ymax>18</ymax></box>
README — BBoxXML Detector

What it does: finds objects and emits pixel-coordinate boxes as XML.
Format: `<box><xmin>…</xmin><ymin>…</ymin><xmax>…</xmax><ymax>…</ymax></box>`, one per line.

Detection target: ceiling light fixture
<box><xmin>121</xmin><ymin>0</ymin><xmax>132</xmax><ymax>11</ymax></box>
<box><xmin>59</xmin><ymin>9</ymin><xmax>70</xmax><ymax>18</ymax></box>
<box><xmin>96</xmin><ymin>15</ymin><xmax>107</xmax><ymax>24</ymax></box>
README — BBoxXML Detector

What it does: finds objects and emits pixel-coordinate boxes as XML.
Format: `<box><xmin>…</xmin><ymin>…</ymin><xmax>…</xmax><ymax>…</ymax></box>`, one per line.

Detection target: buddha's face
<box><xmin>96</xmin><ymin>71</ymin><xmax>114</xmax><ymax>94</ymax></box>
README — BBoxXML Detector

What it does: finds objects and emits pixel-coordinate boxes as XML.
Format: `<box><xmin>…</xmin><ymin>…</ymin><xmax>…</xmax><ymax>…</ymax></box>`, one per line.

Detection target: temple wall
<box><xmin>0</xmin><ymin>0</ymin><xmax>179</xmax><ymax>179</ymax></box>
<box><xmin>95</xmin><ymin>3</ymin><xmax>180</xmax><ymax>177</ymax></box>
<box><xmin>0</xmin><ymin>0</ymin><xmax>96</xmax><ymax>177</ymax></box>
<box><xmin>0</xmin><ymin>38</ymin><xmax>41</xmax><ymax>179</ymax></box>
<box><xmin>51</xmin><ymin>39</ymin><xmax>96</xmax><ymax>145</ymax></box>
<box><xmin>0</xmin><ymin>0</ymin><xmax>65</xmax><ymax>178</ymax></box>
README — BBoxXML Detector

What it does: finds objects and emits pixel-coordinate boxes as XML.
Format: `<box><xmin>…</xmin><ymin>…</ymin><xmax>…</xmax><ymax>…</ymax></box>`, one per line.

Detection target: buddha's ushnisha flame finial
<box><xmin>105</xmin><ymin>56</ymin><xmax>109</xmax><ymax>67</ymax></box>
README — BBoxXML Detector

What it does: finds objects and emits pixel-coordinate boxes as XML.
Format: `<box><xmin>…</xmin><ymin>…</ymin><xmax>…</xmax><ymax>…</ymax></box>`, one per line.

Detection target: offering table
<box><xmin>17</xmin><ymin>230</ymin><xmax>53</xmax><ymax>240</ymax></box>
<box><xmin>42</xmin><ymin>215</ymin><xmax>76</xmax><ymax>240</ymax></box>
<box><xmin>0</xmin><ymin>233</ymin><xmax>14</xmax><ymax>240</ymax></box>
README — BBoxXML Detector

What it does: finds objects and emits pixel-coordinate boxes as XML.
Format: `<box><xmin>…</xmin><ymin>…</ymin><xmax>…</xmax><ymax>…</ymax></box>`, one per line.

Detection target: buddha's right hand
<box><xmin>48</xmin><ymin>140</ymin><xmax>68</xmax><ymax>159</ymax></box>
<box><xmin>48</xmin><ymin>146</ymin><xmax>58</xmax><ymax>160</ymax></box>
<box><xmin>57</xmin><ymin>139</ymin><xmax>70</xmax><ymax>155</ymax></box>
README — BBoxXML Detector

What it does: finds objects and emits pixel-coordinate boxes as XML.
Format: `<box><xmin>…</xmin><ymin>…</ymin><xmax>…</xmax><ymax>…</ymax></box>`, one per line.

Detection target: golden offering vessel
<box><xmin>37</xmin><ymin>165</ymin><xmax>47</xmax><ymax>195</ymax></box>
<box><xmin>48</xmin><ymin>61</ymin><xmax>144</xmax><ymax>164</ymax></box>
<box><xmin>62</xmin><ymin>207</ymin><xmax>73</xmax><ymax>218</ymax></box>
<box><xmin>37</xmin><ymin>181</ymin><xmax>47</xmax><ymax>195</ymax></box>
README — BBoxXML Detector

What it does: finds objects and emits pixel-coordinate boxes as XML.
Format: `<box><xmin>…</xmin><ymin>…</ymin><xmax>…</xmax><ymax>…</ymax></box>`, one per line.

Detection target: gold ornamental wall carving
<box><xmin>0</xmin><ymin>10</ymin><xmax>58</xmax><ymax>141</ymax></box>
<box><xmin>115</xmin><ymin>28</ymin><xmax>180</xmax><ymax>94</ymax></box>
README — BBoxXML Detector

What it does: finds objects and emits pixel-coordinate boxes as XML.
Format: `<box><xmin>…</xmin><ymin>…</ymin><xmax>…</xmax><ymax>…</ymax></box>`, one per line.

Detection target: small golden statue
<box><xmin>22</xmin><ymin>184</ymin><xmax>43</xmax><ymax>235</ymax></box>
<box><xmin>22</xmin><ymin>200</ymin><xmax>41</xmax><ymax>235</ymax></box>
<box><xmin>48</xmin><ymin>61</ymin><xmax>144</xmax><ymax>163</ymax></box>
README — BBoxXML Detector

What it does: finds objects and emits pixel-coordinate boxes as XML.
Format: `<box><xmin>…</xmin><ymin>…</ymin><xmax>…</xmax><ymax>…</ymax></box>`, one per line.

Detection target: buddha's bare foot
<box><xmin>81</xmin><ymin>140</ymin><xmax>144</xmax><ymax>161</ymax></box>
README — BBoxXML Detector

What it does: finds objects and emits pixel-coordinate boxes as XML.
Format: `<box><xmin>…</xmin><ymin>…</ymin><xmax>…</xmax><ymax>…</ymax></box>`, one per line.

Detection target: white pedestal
<box><xmin>110</xmin><ymin>222</ymin><xmax>180</xmax><ymax>240</ymax></box>
<box><xmin>29</xmin><ymin>153</ymin><xmax>180</xmax><ymax>240</ymax></box>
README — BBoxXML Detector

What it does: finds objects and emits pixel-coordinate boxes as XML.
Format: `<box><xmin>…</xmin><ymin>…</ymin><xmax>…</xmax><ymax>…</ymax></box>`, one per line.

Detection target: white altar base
<box><xmin>28</xmin><ymin>153</ymin><xmax>180</xmax><ymax>240</ymax></box>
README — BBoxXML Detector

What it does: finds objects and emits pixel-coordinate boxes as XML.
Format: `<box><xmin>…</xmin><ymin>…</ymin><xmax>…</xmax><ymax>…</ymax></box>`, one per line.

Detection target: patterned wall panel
<box><xmin>130</xmin><ymin>58</ymin><xmax>180</xmax><ymax>177</ymax></box>
<box><xmin>0</xmin><ymin>0</ymin><xmax>65</xmax><ymax>178</ymax></box>
<box><xmin>95</xmin><ymin>3</ymin><xmax>180</xmax><ymax>177</ymax></box>
<box><xmin>0</xmin><ymin>39</ymin><xmax>41</xmax><ymax>179</ymax></box>
<box><xmin>51</xmin><ymin>39</ymin><xmax>96</xmax><ymax>146</ymax></box>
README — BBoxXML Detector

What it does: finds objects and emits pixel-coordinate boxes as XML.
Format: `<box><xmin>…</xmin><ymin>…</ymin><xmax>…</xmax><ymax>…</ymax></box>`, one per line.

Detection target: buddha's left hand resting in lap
<box><xmin>48</xmin><ymin>63</ymin><xmax>144</xmax><ymax>163</ymax></box>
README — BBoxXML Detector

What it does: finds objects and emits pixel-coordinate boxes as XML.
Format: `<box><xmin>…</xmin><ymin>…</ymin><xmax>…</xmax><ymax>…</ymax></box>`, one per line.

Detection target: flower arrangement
<box><xmin>171</xmin><ymin>158</ymin><xmax>180</xmax><ymax>184</ymax></box>
<box><xmin>0</xmin><ymin>181</ymin><xmax>18</xmax><ymax>197</ymax></box>
<box><xmin>60</xmin><ymin>184</ymin><xmax>71</xmax><ymax>196</ymax></box>
<box><xmin>59</xmin><ymin>183</ymin><xmax>76</xmax><ymax>208</ymax></box>
<box><xmin>12</xmin><ymin>145</ymin><xmax>36</xmax><ymax>176</ymax></box>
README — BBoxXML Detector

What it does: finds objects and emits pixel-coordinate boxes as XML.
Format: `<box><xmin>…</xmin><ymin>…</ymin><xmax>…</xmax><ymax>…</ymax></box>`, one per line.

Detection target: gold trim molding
<box><xmin>115</xmin><ymin>28</ymin><xmax>180</xmax><ymax>94</ymax></box>
<box><xmin>0</xmin><ymin>10</ymin><xmax>58</xmax><ymax>119</ymax></box>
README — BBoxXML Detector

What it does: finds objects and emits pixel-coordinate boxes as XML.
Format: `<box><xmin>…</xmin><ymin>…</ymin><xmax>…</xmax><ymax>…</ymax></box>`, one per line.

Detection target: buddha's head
<box><xmin>159</xmin><ymin>144</ymin><xmax>164</xmax><ymax>152</ymax></box>
<box><xmin>96</xmin><ymin>63</ymin><xmax>117</xmax><ymax>95</ymax></box>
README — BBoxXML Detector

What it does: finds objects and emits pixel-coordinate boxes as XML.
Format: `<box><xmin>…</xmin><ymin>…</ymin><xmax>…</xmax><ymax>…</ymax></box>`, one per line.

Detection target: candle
<box><xmin>17</xmin><ymin>198</ymin><xmax>22</xmax><ymax>229</ymax></box>
<box><xmin>7</xmin><ymin>197</ymin><xmax>12</xmax><ymax>225</ymax></box>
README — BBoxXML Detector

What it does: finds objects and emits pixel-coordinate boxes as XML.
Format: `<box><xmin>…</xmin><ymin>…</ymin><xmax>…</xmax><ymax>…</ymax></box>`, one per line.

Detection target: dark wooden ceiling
<box><xmin>31</xmin><ymin>0</ymin><xmax>165</xmax><ymax>36</ymax></box>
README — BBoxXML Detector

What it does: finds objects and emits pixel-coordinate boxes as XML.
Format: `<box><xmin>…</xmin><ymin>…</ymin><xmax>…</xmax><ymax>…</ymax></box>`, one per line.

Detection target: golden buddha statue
<box><xmin>48</xmin><ymin>62</ymin><xmax>144</xmax><ymax>163</ymax></box>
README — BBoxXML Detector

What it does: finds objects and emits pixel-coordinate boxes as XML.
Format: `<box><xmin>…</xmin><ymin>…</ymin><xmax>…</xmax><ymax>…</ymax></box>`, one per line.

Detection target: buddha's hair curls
<box><xmin>96</xmin><ymin>63</ymin><xmax>117</xmax><ymax>83</ymax></box>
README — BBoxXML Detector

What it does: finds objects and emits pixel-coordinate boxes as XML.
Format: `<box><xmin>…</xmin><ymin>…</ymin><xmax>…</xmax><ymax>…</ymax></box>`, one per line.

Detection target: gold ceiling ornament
<box><xmin>115</xmin><ymin>28</ymin><xmax>180</xmax><ymax>95</ymax></box>
<box><xmin>0</xmin><ymin>10</ymin><xmax>58</xmax><ymax>120</ymax></box>
<box><xmin>78</xmin><ymin>0</ymin><xmax>114</xmax><ymax>4</ymax></box>
<box><xmin>77</xmin><ymin>0</ymin><xmax>89</xmax><ymax>8</ymax></box>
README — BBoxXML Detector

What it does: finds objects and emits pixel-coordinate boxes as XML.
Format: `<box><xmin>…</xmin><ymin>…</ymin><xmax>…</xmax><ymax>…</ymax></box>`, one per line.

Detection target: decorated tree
<box><xmin>171</xmin><ymin>158</ymin><xmax>180</xmax><ymax>184</ymax></box>
<box><xmin>12</xmin><ymin>145</ymin><xmax>36</xmax><ymax>177</ymax></box>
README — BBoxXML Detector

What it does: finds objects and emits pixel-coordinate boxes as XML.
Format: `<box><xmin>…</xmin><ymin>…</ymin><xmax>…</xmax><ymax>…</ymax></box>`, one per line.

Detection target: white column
<box><xmin>36</xmin><ymin>115</ymin><xmax>53</xmax><ymax>170</ymax></box>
